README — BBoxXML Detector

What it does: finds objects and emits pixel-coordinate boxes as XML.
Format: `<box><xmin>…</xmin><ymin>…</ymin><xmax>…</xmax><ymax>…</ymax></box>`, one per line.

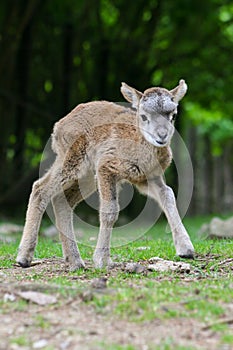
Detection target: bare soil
<box><xmin>0</xmin><ymin>258</ymin><xmax>233</xmax><ymax>350</ymax></box>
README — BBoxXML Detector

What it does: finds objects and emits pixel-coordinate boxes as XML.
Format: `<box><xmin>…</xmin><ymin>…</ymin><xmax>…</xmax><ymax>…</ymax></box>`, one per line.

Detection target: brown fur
<box><xmin>17</xmin><ymin>80</ymin><xmax>194</xmax><ymax>270</ymax></box>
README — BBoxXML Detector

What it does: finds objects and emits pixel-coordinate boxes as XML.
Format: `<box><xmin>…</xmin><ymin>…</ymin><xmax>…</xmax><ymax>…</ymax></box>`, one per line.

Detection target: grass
<box><xmin>10</xmin><ymin>335</ymin><xmax>29</xmax><ymax>347</ymax></box>
<box><xmin>0</xmin><ymin>215</ymin><xmax>233</xmax><ymax>349</ymax></box>
<box><xmin>89</xmin><ymin>275</ymin><xmax>233</xmax><ymax>322</ymax></box>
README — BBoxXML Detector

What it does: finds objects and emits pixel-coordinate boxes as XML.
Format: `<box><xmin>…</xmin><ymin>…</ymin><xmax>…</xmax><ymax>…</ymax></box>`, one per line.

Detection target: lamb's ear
<box><xmin>121</xmin><ymin>82</ymin><xmax>143</xmax><ymax>108</ymax></box>
<box><xmin>170</xmin><ymin>79</ymin><xmax>188</xmax><ymax>103</ymax></box>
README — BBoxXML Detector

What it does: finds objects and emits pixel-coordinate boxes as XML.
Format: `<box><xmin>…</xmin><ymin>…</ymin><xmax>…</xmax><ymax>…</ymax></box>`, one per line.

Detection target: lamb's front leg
<box><xmin>93</xmin><ymin>165</ymin><xmax>119</xmax><ymax>268</ymax></box>
<box><xmin>139</xmin><ymin>176</ymin><xmax>194</xmax><ymax>258</ymax></box>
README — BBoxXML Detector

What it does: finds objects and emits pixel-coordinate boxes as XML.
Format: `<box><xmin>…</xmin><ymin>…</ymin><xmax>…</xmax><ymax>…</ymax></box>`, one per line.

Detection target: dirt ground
<box><xmin>1</xmin><ymin>258</ymin><xmax>233</xmax><ymax>350</ymax></box>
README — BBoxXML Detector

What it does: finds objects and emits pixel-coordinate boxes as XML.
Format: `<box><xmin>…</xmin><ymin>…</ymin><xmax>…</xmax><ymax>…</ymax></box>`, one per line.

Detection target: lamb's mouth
<box><xmin>156</xmin><ymin>140</ymin><xmax>166</xmax><ymax>146</ymax></box>
<box><xmin>142</xmin><ymin>130</ymin><xmax>168</xmax><ymax>147</ymax></box>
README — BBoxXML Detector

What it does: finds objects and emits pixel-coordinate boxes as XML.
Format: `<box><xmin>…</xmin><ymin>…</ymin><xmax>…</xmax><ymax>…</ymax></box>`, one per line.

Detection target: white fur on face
<box><xmin>142</xmin><ymin>92</ymin><xmax>177</xmax><ymax>114</ymax></box>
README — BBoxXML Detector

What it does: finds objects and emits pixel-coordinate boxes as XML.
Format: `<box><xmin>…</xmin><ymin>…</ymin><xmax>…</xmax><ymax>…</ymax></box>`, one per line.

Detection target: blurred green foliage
<box><xmin>0</xmin><ymin>0</ymin><xmax>232</xmax><ymax>212</ymax></box>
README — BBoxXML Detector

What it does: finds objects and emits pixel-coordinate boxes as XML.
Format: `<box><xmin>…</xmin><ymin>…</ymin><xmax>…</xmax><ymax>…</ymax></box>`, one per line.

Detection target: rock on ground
<box><xmin>199</xmin><ymin>217</ymin><xmax>233</xmax><ymax>239</ymax></box>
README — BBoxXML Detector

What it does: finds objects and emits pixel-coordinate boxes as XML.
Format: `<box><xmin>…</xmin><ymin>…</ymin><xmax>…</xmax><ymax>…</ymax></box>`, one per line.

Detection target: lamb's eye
<box><xmin>141</xmin><ymin>114</ymin><xmax>148</xmax><ymax>122</ymax></box>
<box><xmin>171</xmin><ymin>113</ymin><xmax>177</xmax><ymax>122</ymax></box>
<box><xmin>165</xmin><ymin>112</ymin><xmax>171</xmax><ymax>119</ymax></box>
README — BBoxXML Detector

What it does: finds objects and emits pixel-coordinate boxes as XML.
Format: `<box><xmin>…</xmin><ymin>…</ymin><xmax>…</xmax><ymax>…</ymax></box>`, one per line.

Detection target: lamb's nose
<box><xmin>158</xmin><ymin>129</ymin><xmax>167</xmax><ymax>140</ymax></box>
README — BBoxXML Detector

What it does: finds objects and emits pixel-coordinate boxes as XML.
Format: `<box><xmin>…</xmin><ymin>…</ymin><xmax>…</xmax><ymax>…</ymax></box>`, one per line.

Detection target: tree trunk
<box><xmin>185</xmin><ymin>126</ymin><xmax>198</xmax><ymax>215</ymax></box>
<box><xmin>202</xmin><ymin>137</ymin><xmax>214</xmax><ymax>214</ymax></box>
<box><xmin>13</xmin><ymin>20</ymin><xmax>32</xmax><ymax>179</ymax></box>
<box><xmin>213</xmin><ymin>154</ymin><xmax>224</xmax><ymax>213</ymax></box>
<box><xmin>0</xmin><ymin>0</ymin><xmax>41</xmax><ymax>191</ymax></box>
<box><xmin>62</xmin><ymin>23</ymin><xmax>73</xmax><ymax>115</ymax></box>
<box><xmin>223</xmin><ymin>142</ymin><xmax>233</xmax><ymax>212</ymax></box>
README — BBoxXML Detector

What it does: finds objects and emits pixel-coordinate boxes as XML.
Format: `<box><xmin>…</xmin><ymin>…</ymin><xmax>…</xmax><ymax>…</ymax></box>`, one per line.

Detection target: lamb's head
<box><xmin>121</xmin><ymin>80</ymin><xmax>187</xmax><ymax>147</ymax></box>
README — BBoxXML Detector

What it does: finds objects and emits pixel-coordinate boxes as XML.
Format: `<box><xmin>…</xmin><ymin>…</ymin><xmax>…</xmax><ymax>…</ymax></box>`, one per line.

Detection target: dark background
<box><xmin>0</xmin><ymin>0</ymin><xmax>233</xmax><ymax>218</ymax></box>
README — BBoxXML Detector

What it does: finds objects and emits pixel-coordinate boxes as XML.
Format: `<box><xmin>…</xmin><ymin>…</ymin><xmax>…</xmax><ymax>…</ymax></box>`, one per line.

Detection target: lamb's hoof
<box><xmin>16</xmin><ymin>257</ymin><xmax>32</xmax><ymax>268</ymax></box>
<box><xmin>93</xmin><ymin>255</ymin><xmax>112</xmax><ymax>269</ymax></box>
<box><xmin>68</xmin><ymin>259</ymin><xmax>85</xmax><ymax>272</ymax></box>
<box><xmin>178</xmin><ymin>249</ymin><xmax>195</xmax><ymax>259</ymax></box>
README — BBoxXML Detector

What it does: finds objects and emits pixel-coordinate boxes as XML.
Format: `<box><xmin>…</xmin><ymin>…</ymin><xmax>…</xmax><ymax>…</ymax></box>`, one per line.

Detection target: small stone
<box><xmin>80</xmin><ymin>290</ymin><xmax>94</xmax><ymax>302</ymax></box>
<box><xmin>60</xmin><ymin>340</ymin><xmax>72</xmax><ymax>350</ymax></box>
<box><xmin>0</xmin><ymin>223</ymin><xmax>23</xmax><ymax>234</ymax></box>
<box><xmin>91</xmin><ymin>277</ymin><xmax>108</xmax><ymax>289</ymax></box>
<box><xmin>33</xmin><ymin>339</ymin><xmax>48</xmax><ymax>349</ymax></box>
<box><xmin>18</xmin><ymin>291</ymin><xmax>57</xmax><ymax>305</ymax></box>
<box><xmin>148</xmin><ymin>256</ymin><xmax>164</xmax><ymax>263</ymax></box>
<box><xmin>136</xmin><ymin>246</ymin><xmax>151</xmax><ymax>251</ymax></box>
<box><xmin>148</xmin><ymin>258</ymin><xmax>191</xmax><ymax>273</ymax></box>
<box><xmin>3</xmin><ymin>293</ymin><xmax>16</xmax><ymax>302</ymax></box>
<box><xmin>42</xmin><ymin>225</ymin><xmax>58</xmax><ymax>238</ymax></box>
<box><xmin>125</xmin><ymin>262</ymin><xmax>146</xmax><ymax>274</ymax></box>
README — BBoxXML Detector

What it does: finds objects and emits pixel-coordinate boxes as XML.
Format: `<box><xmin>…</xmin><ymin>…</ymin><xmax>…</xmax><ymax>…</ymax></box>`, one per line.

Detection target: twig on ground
<box><xmin>209</xmin><ymin>258</ymin><xmax>233</xmax><ymax>271</ymax></box>
<box><xmin>160</xmin><ymin>297</ymin><xmax>206</xmax><ymax>312</ymax></box>
<box><xmin>202</xmin><ymin>317</ymin><xmax>233</xmax><ymax>330</ymax></box>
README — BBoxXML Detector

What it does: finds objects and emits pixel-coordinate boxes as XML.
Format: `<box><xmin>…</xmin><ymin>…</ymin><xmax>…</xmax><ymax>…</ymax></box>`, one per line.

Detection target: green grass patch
<box><xmin>221</xmin><ymin>333</ymin><xmax>233</xmax><ymax>345</ymax></box>
<box><xmin>89</xmin><ymin>275</ymin><xmax>233</xmax><ymax>323</ymax></box>
<box><xmin>10</xmin><ymin>335</ymin><xmax>29</xmax><ymax>347</ymax></box>
<box><xmin>0</xmin><ymin>215</ymin><xmax>233</xmax><ymax>349</ymax></box>
<box><xmin>155</xmin><ymin>339</ymin><xmax>197</xmax><ymax>350</ymax></box>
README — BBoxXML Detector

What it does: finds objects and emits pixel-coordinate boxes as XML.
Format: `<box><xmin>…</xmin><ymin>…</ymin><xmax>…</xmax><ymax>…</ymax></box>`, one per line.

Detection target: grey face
<box><xmin>138</xmin><ymin>89</ymin><xmax>178</xmax><ymax>147</ymax></box>
<box><xmin>120</xmin><ymin>80</ymin><xmax>187</xmax><ymax>147</ymax></box>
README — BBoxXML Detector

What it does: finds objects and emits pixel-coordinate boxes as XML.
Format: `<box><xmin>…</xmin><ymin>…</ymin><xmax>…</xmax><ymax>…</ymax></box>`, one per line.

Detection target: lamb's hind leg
<box><xmin>52</xmin><ymin>182</ymin><xmax>85</xmax><ymax>271</ymax></box>
<box><xmin>52</xmin><ymin>175</ymin><xmax>97</xmax><ymax>271</ymax></box>
<box><xmin>17</xmin><ymin>166</ymin><xmax>61</xmax><ymax>267</ymax></box>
